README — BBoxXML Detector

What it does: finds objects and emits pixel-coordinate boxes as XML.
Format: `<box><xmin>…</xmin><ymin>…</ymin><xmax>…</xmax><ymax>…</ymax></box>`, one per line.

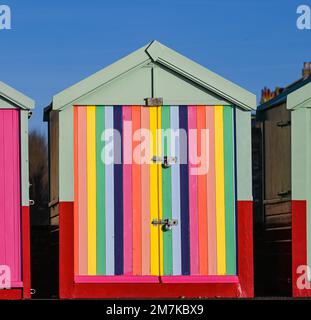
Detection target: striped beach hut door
<box><xmin>74</xmin><ymin>105</ymin><xmax>237</xmax><ymax>281</ymax></box>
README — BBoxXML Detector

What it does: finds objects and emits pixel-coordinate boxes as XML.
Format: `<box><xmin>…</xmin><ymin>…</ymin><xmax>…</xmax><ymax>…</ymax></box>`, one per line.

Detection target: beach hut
<box><xmin>288</xmin><ymin>81</ymin><xmax>311</xmax><ymax>297</ymax></box>
<box><xmin>257</xmin><ymin>69</ymin><xmax>311</xmax><ymax>297</ymax></box>
<box><xmin>0</xmin><ymin>81</ymin><xmax>34</xmax><ymax>299</ymax></box>
<box><xmin>44</xmin><ymin>41</ymin><xmax>256</xmax><ymax>298</ymax></box>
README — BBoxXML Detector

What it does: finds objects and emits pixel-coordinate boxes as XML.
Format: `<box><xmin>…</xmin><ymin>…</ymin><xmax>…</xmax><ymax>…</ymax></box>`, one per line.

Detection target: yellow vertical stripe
<box><xmin>157</xmin><ymin>107</ymin><xmax>164</xmax><ymax>276</ymax></box>
<box><xmin>214</xmin><ymin>106</ymin><xmax>226</xmax><ymax>275</ymax></box>
<box><xmin>87</xmin><ymin>106</ymin><xmax>97</xmax><ymax>275</ymax></box>
<box><xmin>150</xmin><ymin>107</ymin><xmax>160</xmax><ymax>275</ymax></box>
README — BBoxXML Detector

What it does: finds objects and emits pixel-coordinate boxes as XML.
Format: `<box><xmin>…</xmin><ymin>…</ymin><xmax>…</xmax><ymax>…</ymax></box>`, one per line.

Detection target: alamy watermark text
<box><xmin>297</xmin><ymin>4</ymin><xmax>311</xmax><ymax>30</ymax></box>
<box><xmin>0</xmin><ymin>5</ymin><xmax>11</xmax><ymax>30</ymax></box>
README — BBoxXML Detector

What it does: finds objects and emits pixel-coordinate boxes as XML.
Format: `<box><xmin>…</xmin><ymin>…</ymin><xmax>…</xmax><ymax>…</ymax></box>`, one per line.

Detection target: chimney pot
<box><xmin>302</xmin><ymin>62</ymin><xmax>311</xmax><ymax>78</ymax></box>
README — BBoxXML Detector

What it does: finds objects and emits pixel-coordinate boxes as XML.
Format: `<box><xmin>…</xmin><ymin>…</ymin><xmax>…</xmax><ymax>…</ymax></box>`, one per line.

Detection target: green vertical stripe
<box><xmin>96</xmin><ymin>107</ymin><xmax>106</xmax><ymax>275</ymax></box>
<box><xmin>223</xmin><ymin>106</ymin><xmax>236</xmax><ymax>275</ymax></box>
<box><xmin>162</xmin><ymin>106</ymin><xmax>173</xmax><ymax>275</ymax></box>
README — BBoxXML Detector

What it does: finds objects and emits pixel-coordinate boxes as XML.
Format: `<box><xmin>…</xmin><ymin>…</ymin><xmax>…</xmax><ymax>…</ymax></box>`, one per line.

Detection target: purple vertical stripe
<box><xmin>114</xmin><ymin>106</ymin><xmax>124</xmax><ymax>275</ymax></box>
<box><xmin>179</xmin><ymin>106</ymin><xmax>190</xmax><ymax>275</ymax></box>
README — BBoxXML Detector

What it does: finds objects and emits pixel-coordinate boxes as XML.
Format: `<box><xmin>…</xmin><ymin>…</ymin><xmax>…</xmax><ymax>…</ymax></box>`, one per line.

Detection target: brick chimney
<box><xmin>260</xmin><ymin>86</ymin><xmax>284</xmax><ymax>104</ymax></box>
<box><xmin>302</xmin><ymin>62</ymin><xmax>311</xmax><ymax>79</ymax></box>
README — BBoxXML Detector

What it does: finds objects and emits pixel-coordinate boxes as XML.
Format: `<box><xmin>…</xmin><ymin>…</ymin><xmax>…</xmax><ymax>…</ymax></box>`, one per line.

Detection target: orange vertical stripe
<box><xmin>141</xmin><ymin>107</ymin><xmax>151</xmax><ymax>275</ymax></box>
<box><xmin>132</xmin><ymin>106</ymin><xmax>142</xmax><ymax>275</ymax></box>
<box><xmin>197</xmin><ymin>106</ymin><xmax>208</xmax><ymax>275</ymax></box>
<box><xmin>74</xmin><ymin>107</ymin><xmax>79</xmax><ymax>275</ymax></box>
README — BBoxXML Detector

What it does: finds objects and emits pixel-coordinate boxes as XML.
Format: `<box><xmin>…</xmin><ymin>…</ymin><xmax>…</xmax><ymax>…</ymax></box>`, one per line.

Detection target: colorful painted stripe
<box><xmin>170</xmin><ymin>106</ymin><xmax>182</xmax><ymax>276</ymax></box>
<box><xmin>76</xmin><ymin>107</ymin><xmax>88</xmax><ymax>275</ymax></box>
<box><xmin>123</xmin><ymin>107</ymin><xmax>133</xmax><ymax>275</ymax></box>
<box><xmin>223</xmin><ymin>106</ymin><xmax>236</xmax><ymax>275</ymax></box>
<box><xmin>73</xmin><ymin>105</ymin><xmax>236</xmax><ymax>278</ymax></box>
<box><xmin>141</xmin><ymin>107</ymin><xmax>151</xmax><ymax>275</ymax></box>
<box><xmin>162</xmin><ymin>106</ymin><xmax>173</xmax><ymax>275</ymax></box>
<box><xmin>197</xmin><ymin>106</ymin><xmax>208</xmax><ymax>275</ymax></box>
<box><xmin>150</xmin><ymin>106</ymin><xmax>160</xmax><ymax>275</ymax></box>
<box><xmin>206</xmin><ymin>106</ymin><xmax>217</xmax><ymax>275</ymax></box>
<box><xmin>96</xmin><ymin>107</ymin><xmax>106</xmax><ymax>275</ymax></box>
<box><xmin>188</xmin><ymin>106</ymin><xmax>199</xmax><ymax>275</ymax></box>
<box><xmin>114</xmin><ymin>106</ymin><xmax>124</xmax><ymax>275</ymax></box>
<box><xmin>132</xmin><ymin>106</ymin><xmax>142</xmax><ymax>275</ymax></box>
<box><xmin>87</xmin><ymin>106</ymin><xmax>97</xmax><ymax>275</ymax></box>
<box><xmin>179</xmin><ymin>106</ymin><xmax>191</xmax><ymax>275</ymax></box>
<box><xmin>215</xmin><ymin>105</ymin><xmax>227</xmax><ymax>275</ymax></box>
<box><xmin>105</xmin><ymin>106</ymin><xmax>115</xmax><ymax>275</ymax></box>
<box><xmin>74</xmin><ymin>107</ymin><xmax>79</xmax><ymax>276</ymax></box>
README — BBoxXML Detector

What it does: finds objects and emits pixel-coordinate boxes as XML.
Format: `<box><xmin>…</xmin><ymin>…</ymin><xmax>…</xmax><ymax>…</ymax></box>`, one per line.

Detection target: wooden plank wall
<box><xmin>49</xmin><ymin>110</ymin><xmax>59</xmax><ymax>227</ymax></box>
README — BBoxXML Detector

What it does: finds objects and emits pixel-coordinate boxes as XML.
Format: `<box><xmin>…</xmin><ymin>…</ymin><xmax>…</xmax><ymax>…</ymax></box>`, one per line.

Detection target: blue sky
<box><xmin>1</xmin><ymin>0</ymin><xmax>311</xmax><ymax>134</ymax></box>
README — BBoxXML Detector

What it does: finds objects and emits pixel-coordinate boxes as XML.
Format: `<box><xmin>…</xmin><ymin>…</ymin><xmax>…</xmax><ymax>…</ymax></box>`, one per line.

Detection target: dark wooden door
<box><xmin>263</xmin><ymin>103</ymin><xmax>292</xmax><ymax>296</ymax></box>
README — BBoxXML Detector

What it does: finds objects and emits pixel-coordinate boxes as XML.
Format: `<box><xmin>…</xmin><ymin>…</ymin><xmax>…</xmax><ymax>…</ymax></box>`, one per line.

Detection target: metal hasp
<box><xmin>145</xmin><ymin>97</ymin><xmax>163</xmax><ymax>106</ymax></box>
<box><xmin>151</xmin><ymin>218</ymin><xmax>179</xmax><ymax>231</ymax></box>
<box><xmin>151</xmin><ymin>155</ymin><xmax>177</xmax><ymax>168</ymax></box>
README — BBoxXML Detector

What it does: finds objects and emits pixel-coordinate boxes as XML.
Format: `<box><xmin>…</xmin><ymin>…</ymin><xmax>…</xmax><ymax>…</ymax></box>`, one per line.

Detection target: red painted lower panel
<box><xmin>59</xmin><ymin>202</ymin><xmax>75</xmax><ymax>299</ymax></box>
<box><xmin>237</xmin><ymin>201</ymin><xmax>254</xmax><ymax>298</ymax></box>
<box><xmin>0</xmin><ymin>206</ymin><xmax>30</xmax><ymax>300</ymax></box>
<box><xmin>22</xmin><ymin>206</ymin><xmax>31</xmax><ymax>299</ymax></box>
<box><xmin>292</xmin><ymin>200</ymin><xmax>311</xmax><ymax>297</ymax></box>
<box><xmin>0</xmin><ymin>289</ymin><xmax>22</xmax><ymax>300</ymax></box>
<box><xmin>72</xmin><ymin>283</ymin><xmax>241</xmax><ymax>299</ymax></box>
<box><xmin>59</xmin><ymin>201</ymin><xmax>254</xmax><ymax>298</ymax></box>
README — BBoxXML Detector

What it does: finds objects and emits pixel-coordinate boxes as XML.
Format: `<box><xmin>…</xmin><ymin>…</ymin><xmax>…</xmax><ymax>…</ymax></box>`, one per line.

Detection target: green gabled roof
<box><xmin>287</xmin><ymin>81</ymin><xmax>311</xmax><ymax>110</ymax></box>
<box><xmin>52</xmin><ymin>40</ymin><xmax>256</xmax><ymax>111</ymax></box>
<box><xmin>0</xmin><ymin>81</ymin><xmax>35</xmax><ymax>110</ymax></box>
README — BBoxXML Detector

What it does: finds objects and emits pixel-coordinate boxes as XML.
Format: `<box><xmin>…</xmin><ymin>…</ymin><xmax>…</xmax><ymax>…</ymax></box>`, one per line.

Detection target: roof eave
<box><xmin>287</xmin><ymin>82</ymin><xmax>311</xmax><ymax>110</ymax></box>
<box><xmin>53</xmin><ymin>40</ymin><xmax>256</xmax><ymax>111</ymax></box>
<box><xmin>52</xmin><ymin>42</ymin><xmax>152</xmax><ymax>110</ymax></box>
<box><xmin>0</xmin><ymin>81</ymin><xmax>35</xmax><ymax>110</ymax></box>
<box><xmin>146</xmin><ymin>41</ymin><xmax>256</xmax><ymax>111</ymax></box>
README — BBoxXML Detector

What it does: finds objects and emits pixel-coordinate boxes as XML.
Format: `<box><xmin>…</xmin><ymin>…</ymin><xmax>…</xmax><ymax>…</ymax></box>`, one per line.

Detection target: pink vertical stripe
<box><xmin>206</xmin><ymin>106</ymin><xmax>217</xmax><ymax>275</ymax></box>
<box><xmin>123</xmin><ymin>107</ymin><xmax>133</xmax><ymax>275</ymax></box>
<box><xmin>4</xmin><ymin>111</ymin><xmax>15</xmax><ymax>281</ymax></box>
<box><xmin>77</xmin><ymin>107</ymin><xmax>88</xmax><ymax>275</ymax></box>
<box><xmin>141</xmin><ymin>107</ymin><xmax>151</xmax><ymax>275</ymax></box>
<box><xmin>188</xmin><ymin>106</ymin><xmax>199</xmax><ymax>275</ymax></box>
<box><xmin>74</xmin><ymin>107</ymin><xmax>79</xmax><ymax>275</ymax></box>
<box><xmin>12</xmin><ymin>110</ymin><xmax>21</xmax><ymax>282</ymax></box>
<box><xmin>132</xmin><ymin>106</ymin><xmax>142</xmax><ymax>275</ymax></box>
<box><xmin>0</xmin><ymin>112</ymin><xmax>5</xmax><ymax>265</ymax></box>
<box><xmin>0</xmin><ymin>110</ymin><xmax>21</xmax><ymax>282</ymax></box>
